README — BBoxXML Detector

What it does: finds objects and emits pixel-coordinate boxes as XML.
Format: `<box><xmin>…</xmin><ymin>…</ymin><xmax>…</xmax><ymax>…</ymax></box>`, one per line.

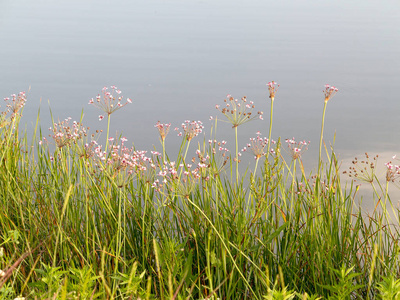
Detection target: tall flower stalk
<box><xmin>266</xmin><ymin>81</ymin><xmax>279</xmax><ymax>159</ymax></box>
<box><xmin>174</xmin><ymin>120</ymin><xmax>204</xmax><ymax>163</ymax></box>
<box><xmin>216</xmin><ymin>95</ymin><xmax>263</xmax><ymax>184</ymax></box>
<box><xmin>155</xmin><ymin>121</ymin><xmax>171</xmax><ymax>161</ymax></box>
<box><xmin>89</xmin><ymin>86</ymin><xmax>132</xmax><ymax>151</ymax></box>
<box><xmin>318</xmin><ymin>84</ymin><xmax>338</xmax><ymax>178</ymax></box>
<box><xmin>285</xmin><ymin>137</ymin><xmax>310</xmax><ymax>205</ymax></box>
<box><xmin>241</xmin><ymin>132</ymin><xmax>271</xmax><ymax>176</ymax></box>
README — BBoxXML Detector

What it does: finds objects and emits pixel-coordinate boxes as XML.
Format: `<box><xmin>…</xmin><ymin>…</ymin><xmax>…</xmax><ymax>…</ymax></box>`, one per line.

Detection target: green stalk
<box><xmin>290</xmin><ymin>159</ymin><xmax>297</xmax><ymax>212</ymax></box>
<box><xmin>105</xmin><ymin>114</ymin><xmax>111</xmax><ymax>152</ymax></box>
<box><xmin>114</xmin><ymin>188</ymin><xmax>123</xmax><ymax>279</ymax></box>
<box><xmin>52</xmin><ymin>185</ymin><xmax>73</xmax><ymax>267</ymax></box>
<box><xmin>185</xmin><ymin>196</ymin><xmax>259</xmax><ymax>300</ymax></box>
<box><xmin>253</xmin><ymin>157</ymin><xmax>260</xmax><ymax>178</ymax></box>
<box><xmin>142</xmin><ymin>183</ymin><xmax>149</xmax><ymax>268</ymax></box>
<box><xmin>235</xmin><ymin>125</ymin><xmax>239</xmax><ymax>185</ymax></box>
<box><xmin>183</xmin><ymin>139</ymin><xmax>191</xmax><ymax>163</ymax></box>
<box><xmin>318</xmin><ymin>100</ymin><xmax>328</xmax><ymax>178</ymax></box>
<box><xmin>267</xmin><ymin>98</ymin><xmax>274</xmax><ymax>159</ymax></box>
<box><xmin>162</xmin><ymin>139</ymin><xmax>166</xmax><ymax>162</ymax></box>
<box><xmin>382</xmin><ymin>180</ymin><xmax>391</xmax><ymax>229</ymax></box>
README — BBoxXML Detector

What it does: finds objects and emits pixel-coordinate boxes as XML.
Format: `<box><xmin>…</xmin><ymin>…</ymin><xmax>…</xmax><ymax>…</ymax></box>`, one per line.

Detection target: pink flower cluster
<box><xmin>241</xmin><ymin>132</ymin><xmax>274</xmax><ymax>160</ymax></box>
<box><xmin>385</xmin><ymin>160</ymin><xmax>400</xmax><ymax>183</ymax></box>
<box><xmin>194</xmin><ymin>139</ymin><xmax>230</xmax><ymax>175</ymax></box>
<box><xmin>174</xmin><ymin>120</ymin><xmax>204</xmax><ymax>141</ymax></box>
<box><xmin>47</xmin><ymin>118</ymin><xmax>88</xmax><ymax>148</ymax></box>
<box><xmin>89</xmin><ymin>86</ymin><xmax>132</xmax><ymax>120</ymax></box>
<box><xmin>3</xmin><ymin>91</ymin><xmax>27</xmax><ymax>119</ymax></box>
<box><xmin>267</xmin><ymin>81</ymin><xmax>279</xmax><ymax>100</ymax></box>
<box><xmin>155</xmin><ymin>121</ymin><xmax>171</xmax><ymax>142</ymax></box>
<box><xmin>323</xmin><ymin>84</ymin><xmax>338</xmax><ymax>102</ymax></box>
<box><xmin>91</xmin><ymin>137</ymin><xmax>160</xmax><ymax>187</ymax></box>
<box><xmin>285</xmin><ymin>137</ymin><xmax>310</xmax><ymax>160</ymax></box>
<box><xmin>151</xmin><ymin>160</ymin><xmax>206</xmax><ymax>195</ymax></box>
<box><xmin>215</xmin><ymin>95</ymin><xmax>263</xmax><ymax>128</ymax></box>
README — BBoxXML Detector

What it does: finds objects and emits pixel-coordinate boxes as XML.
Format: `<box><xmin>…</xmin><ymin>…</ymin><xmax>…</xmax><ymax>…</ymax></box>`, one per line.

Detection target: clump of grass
<box><xmin>0</xmin><ymin>84</ymin><xmax>399</xmax><ymax>299</ymax></box>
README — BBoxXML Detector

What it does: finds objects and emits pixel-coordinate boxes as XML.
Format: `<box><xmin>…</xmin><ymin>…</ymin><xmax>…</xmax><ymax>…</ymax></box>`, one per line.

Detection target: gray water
<box><xmin>1</xmin><ymin>0</ymin><xmax>399</xmax><ymax>174</ymax></box>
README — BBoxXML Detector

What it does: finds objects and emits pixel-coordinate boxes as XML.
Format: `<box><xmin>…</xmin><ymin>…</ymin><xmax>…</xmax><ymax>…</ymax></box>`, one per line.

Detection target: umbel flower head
<box><xmin>174</xmin><ymin>120</ymin><xmax>204</xmax><ymax>141</ymax></box>
<box><xmin>241</xmin><ymin>131</ymin><xmax>274</xmax><ymax>160</ymax></box>
<box><xmin>267</xmin><ymin>81</ymin><xmax>279</xmax><ymax>101</ymax></box>
<box><xmin>155</xmin><ymin>121</ymin><xmax>171</xmax><ymax>142</ymax></box>
<box><xmin>285</xmin><ymin>137</ymin><xmax>310</xmax><ymax>160</ymax></box>
<box><xmin>0</xmin><ymin>91</ymin><xmax>28</xmax><ymax>129</ymax></box>
<box><xmin>89</xmin><ymin>86</ymin><xmax>132</xmax><ymax>119</ymax></box>
<box><xmin>323</xmin><ymin>84</ymin><xmax>338</xmax><ymax>102</ymax></box>
<box><xmin>344</xmin><ymin>153</ymin><xmax>378</xmax><ymax>184</ymax></box>
<box><xmin>385</xmin><ymin>160</ymin><xmax>400</xmax><ymax>183</ymax></box>
<box><xmin>47</xmin><ymin>118</ymin><xmax>88</xmax><ymax>148</ymax></box>
<box><xmin>216</xmin><ymin>95</ymin><xmax>263</xmax><ymax>128</ymax></box>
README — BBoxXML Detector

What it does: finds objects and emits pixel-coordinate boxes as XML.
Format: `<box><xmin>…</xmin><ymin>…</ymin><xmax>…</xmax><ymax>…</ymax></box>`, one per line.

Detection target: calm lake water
<box><xmin>1</xmin><ymin>0</ymin><xmax>399</xmax><ymax>178</ymax></box>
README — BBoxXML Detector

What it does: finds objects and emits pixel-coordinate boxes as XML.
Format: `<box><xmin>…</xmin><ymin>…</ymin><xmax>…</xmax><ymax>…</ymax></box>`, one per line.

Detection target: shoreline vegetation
<box><xmin>1</xmin><ymin>84</ymin><xmax>400</xmax><ymax>299</ymax></box>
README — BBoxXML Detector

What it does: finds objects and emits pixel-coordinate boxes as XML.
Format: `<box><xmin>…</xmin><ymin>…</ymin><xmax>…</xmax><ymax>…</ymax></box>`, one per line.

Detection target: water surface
<box><xmin>0</xmin><ymin>0</ymin><xmax>399</xmax><ymax>174</ymax></box>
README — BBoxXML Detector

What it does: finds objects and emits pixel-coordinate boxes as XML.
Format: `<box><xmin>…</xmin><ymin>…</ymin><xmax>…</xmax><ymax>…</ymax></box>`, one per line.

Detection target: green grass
<box><xmin>0</xmin><ymin>86</ymin><xmax>399</xmax><ymax>299</ymax></box>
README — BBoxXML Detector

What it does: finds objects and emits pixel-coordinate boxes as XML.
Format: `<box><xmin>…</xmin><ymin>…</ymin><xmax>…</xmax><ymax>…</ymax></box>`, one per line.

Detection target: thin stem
<box><xmin>253</xmin><ymin>158</ymin><xmax>259</xmax><ymax>178</ymax></box>
<box><xmin>383</xmin><ymin>180</ymin><xmax>390</xmax><ymax>225</ymax></box>
<box><xmin>105</xmin><ymin>114</ymin><xmax>111</xmax><ymax>152</ymax></box>
<box><xmin>267</xmin><ymin>99</ymin><xmax>274</xmax><ymax>159</ymax></box>
<box><xmin>290</xmin><ymin>159</ymin><xmax>297</xmax><ymax>212</ymax></box>
<box><xmin>235</xmin><ymin>126</ymin><xmax>239</xmax><ymax>185</ymax></box>
<box><xmin>318</xmin><ymin>100</ymin><xmax>328</xmax><ymax>178</ymax></box>
<box><xmin>183</xmin><ymin>139</ymin><xmax>191</xmax><ymax>163</ymax></box>
<box><xmin>162</xmin><ymin>139</ymin><xmax>166</xmax><ymax>162</ymax></box>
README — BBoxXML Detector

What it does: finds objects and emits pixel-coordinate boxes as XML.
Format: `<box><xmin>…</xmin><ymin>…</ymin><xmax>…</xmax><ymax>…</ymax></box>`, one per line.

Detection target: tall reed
<box><xmin>0</xmin><ymin>85</ymin><xmax>399</xmax><ymax>299</ymax></box>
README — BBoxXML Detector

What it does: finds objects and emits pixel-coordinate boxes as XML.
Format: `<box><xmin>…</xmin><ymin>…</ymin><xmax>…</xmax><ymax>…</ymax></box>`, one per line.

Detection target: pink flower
<box><xmin>242</xmin><ymin>132</ymin><xmax>270</xmax><ymax>160</ymax></box>
<box><xmin>267</xmin><ymin>81</ymin><xmax>279</xmax><ymax>100</ymax></box>
<box><xmin>385</xmin><ymin>162</ymin><xmax>393</xmax><ymax>170</ymax></box>
<box><xmin>323</xmin><ymin>84</ymin><xmax>338</xmax><ymax>102</ymax></box>
<box><xmin>99</xmin><ymin>115</ymin><xmax>104</xmax><ymax>121</ymax></box>
<box><xmin>178</xmin><ymin>120</ymin><xmax>204</xmax><ymax>141</ymax></box>
<box><xmin>285</xmin><ymin>137</ymin><xmax>310</xmax><ymax>160</ymax></box>
<box><xmin>217</xmin><ymin>95</ymin><xmax>263</xmax><ymax>127</ymax></box>
<box><xmin>155</xmin><ymin>121</ymin><xmax>171</xmax><ymax>141</ymax></box>
<box><xmin>90</xmin><ymin>86</ymin><xmax>132</xmax><ymax>116</ymax></box>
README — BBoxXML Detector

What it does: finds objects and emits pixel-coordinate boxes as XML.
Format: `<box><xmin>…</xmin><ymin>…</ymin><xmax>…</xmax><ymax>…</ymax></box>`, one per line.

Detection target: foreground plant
<box><xmin>241</xmin><ymin>131</ymin><xmax>273</xmax><ymax>176</ymax></box>
<box><xmin>0</xmin><ymin>84</ymin><xmax>399</xmax><ymax>300</ymax></box>
<box><xmin>318</xmin><ymin>84</ymin><xmax>338</xmax><ymax>177</ymax></box>
<box><xmin>216</xmin><ymin>95</ymin><xmax>263</xmax><ymax>184</ymax></box>
<box><xmin>174</xmin><ymin>119</ymin><xmax>204</xmax><ymax>162</ymax></box>
<box><xmin>266</xmin><ymin>81</ymin><xmax>279</xmax><ymax>159</ymax></box>
<box><xmin>155</xmin><ymin>121</ymin><xmax>171</xmax><ymax>161</ymax></box>
<box><xmin>89</xmin><ymin>85</ymin><xmax>132</xmax><ymax>150</ymax></box>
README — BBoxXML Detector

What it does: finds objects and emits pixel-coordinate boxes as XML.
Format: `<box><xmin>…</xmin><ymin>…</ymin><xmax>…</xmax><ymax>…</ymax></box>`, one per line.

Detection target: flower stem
<box><xmin>162</xmin><ymin>139</ymin><xmax>166</xmax><ymax>162</ymax></box>
<box><xmin>318</xmin><ymin>101</ymin><xmax>328</xmax><ymax>178</ymax></box>
<box><xmin>183</xmin><ymin>140</ymin><xmax>191</xmax><ymax>163</ymax></box>
<box><xmin>253</xmin><ymin>158</ymin><xmax>259</xmax><ymax>178</ymax></box>
<box><xmin>267</xmin><ymin>99</ymin><xmax>274</xmax><ymax>159</ymax></box>
<box><xmin>290</xmin><ymin>159</ymin><xmax>297</xmax><ymax>210</ymax></box>
<box><xmin>105</xmin><ymin>114</ymin><xmax>111</xmax><ymax>152</ymax></box>
<box><xmin>235</xmin><ymin>126</ymin><xmax>239</xmax><ymax>185</ymax></box>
